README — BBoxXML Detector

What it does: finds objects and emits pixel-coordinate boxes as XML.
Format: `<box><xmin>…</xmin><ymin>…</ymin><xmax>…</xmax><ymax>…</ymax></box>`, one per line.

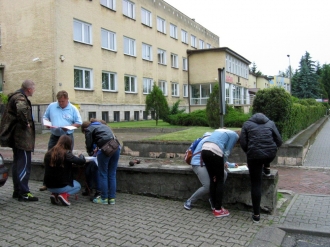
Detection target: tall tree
<box><xmin>145</xmin><ymin>84</ymin><xmax>169</xmax><ymax>126</ymax></box>
<box><xmin>291</xmin><ymin>51</ymin><xmax>320</xmax><ymax>98</ymax></box>
<box><xmin>320</xmin><ymin>64</ymin><xmax>330</xmax><ymax>100</ymax></box>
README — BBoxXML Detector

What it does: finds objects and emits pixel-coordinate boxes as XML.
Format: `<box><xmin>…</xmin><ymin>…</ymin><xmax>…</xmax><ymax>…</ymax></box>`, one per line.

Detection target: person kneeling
<box><xmin>44</xmin><ymin>135</ymin><xmax>86</xmax><ymax>206</ymax></box>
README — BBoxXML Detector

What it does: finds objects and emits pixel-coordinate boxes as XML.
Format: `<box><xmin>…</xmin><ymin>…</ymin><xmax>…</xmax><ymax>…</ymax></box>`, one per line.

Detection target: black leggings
<box><xmin>247</xmin><ymin>158</ymin><xmax>275</xmax><ymax>215</ymax></box>
<box><xmin>202</xmin><ymin>150</ymin><xmax>224</xmax><ymax>210</ymax></box>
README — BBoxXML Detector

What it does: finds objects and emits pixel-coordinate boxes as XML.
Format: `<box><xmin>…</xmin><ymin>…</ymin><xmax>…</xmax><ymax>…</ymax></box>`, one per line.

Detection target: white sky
<box><xmin>165</xmin><ymin>0</ymin><xmax>330</xmax><ymax>76</ymax></box>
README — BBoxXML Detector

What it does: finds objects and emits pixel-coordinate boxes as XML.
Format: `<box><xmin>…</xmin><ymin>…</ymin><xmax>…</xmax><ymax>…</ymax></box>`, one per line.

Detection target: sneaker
<box><xmin>18</xmin><ymin>192</ymin><xmax>39</xmax><ymax>202</ymax></box>
<box><xmin>50</xmin><ymin>193</ymin><xmax>60</xmax><ymax>205</ymax></box>
<box><xmin>213</xmin><ymin>208</ymin><xmax>230</xmax><ymax>218</ymax></box>
<box><xmin>39</xmin><ymin>185</ymin><xmax>47</xmax><ymax>191</ymax></box>
<box><xmin>209</xmin><ymin>198</ymin><xmax>215</xmax><ymax>210</ymax></box>
<box><xmin>58</xmin><ymin>193</ymin><xmax>71</xmax><ymax>206</ymax></box>
<box><xmin>252</xmin><ymin>215</ymin><xmax>260</xmax><ymax>223</ymax></box>
<box><xmin>89</xmin><ymin>191</ymin><xmax>101</xmax><ymax>202</ymax></box>
<box><xmin>93</xmin><ymin>196</ymin><xmax>108</xmax><ymax>204</ymax></box>
<box><xmin>184</xmin><ymin>200</ymin><xmax>192</xmax><ymax>210</ymax></box>
<box><xmin>109</xmin><ymin>198</ymin><xmax>115</xmax><ymax>205</ymax></box>
<box><xmin>12</xmin><ymin>191</ymin><xmax>19</xmax><ymax>199</ymax></box>
<box><xmin>263</xmin><ymin>168</ymin><xmax>271</xmax><ymax>177</ymax></box>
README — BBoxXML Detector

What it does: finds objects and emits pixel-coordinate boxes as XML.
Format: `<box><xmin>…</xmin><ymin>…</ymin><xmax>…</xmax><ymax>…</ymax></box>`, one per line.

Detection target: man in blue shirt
<box><xmin>40</xmin><ymin>90</ymin><xmax>82</xmax><ymax>191</ymax></box>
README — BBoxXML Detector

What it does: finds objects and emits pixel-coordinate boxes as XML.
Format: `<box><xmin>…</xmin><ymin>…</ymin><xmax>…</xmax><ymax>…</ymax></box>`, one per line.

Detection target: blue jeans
<box><xmin>97</xmin><ymin>148</ymin><xmax>120</xmax><ymax>199</ymax></box>
<box><xmin>47</xmin><ymin>180</ymin><xmax>81</xmax><ymax>195</ymax></box>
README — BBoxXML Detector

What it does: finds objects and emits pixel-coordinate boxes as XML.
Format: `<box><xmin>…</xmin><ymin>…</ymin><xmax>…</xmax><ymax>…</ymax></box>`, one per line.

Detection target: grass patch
<box><xmin>277</xmin><ymin>192</ymin><xmax>283</xmax><ymax>201</ymax></box>
<box><xmin>109</xmin><ymin>120</ymin><xmax>180</xmax><ymax>128</ymax></box>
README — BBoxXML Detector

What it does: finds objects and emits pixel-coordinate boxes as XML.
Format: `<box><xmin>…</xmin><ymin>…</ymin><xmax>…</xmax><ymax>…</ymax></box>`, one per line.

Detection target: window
<box><xmin>73</xmin><ymin>19</ymin><xmax>92</xmax><ymax>44</ymax></box>
<box><xmin>157</xmin><ymin>16</ymin><xmax>166</xmax><ymax>34</ymax></box>
<box><xmin>191</xmin><ymin>84</ymin><xmax>212</xmax><ymax>105</ymax></box>
<box><xmin>206</xmin><ymin>43</ymin><xmax>211</xmax><ymax>49</ymax></box>
<box><xmin>143</xmin><ymin>77</ymin><xmax>153</xmax><ymax>94</ymax></box>
<box><xmin>143</xmin><ymin>111</ymin><xmax>148</xmax><ymax>120</ymax></box>
<box><xmin>134</xmin><ymin>111</ymin><xmax>139</xmax><ymax>121</ymax></box>
<box><xmin>158</xmin><ymin>81</ymin><xmax>167</xmax><ymax>96</ymax></box>
<box><xmin>191</xmin><ymin>35</ymin><xmax>197</xmax><ymax>48</ymax></box>
<box><xmin>141</xmin><ymin>8</ymin><xmax>152</xmax><ymax>27</ymax></box>
<box><xmin>0</xmin><ymin>68</ymin><xmax>3</xmax><ymax>92</ymax></box>
<box><xmin>102</xmin><ymin>71</ymin><xmax>117</xmax><ymax>91</ymax></box>
<box><xmin>183</xmin><ymin>84</ymin><xmax>188</xmax><ymax>97</ymax></box>
<box><xmin>199</xmin><ymin>39</ymin><xmax>204</xmax><ymax>49</ymax></box>
<box><xmin>181</xmin><ymin>29</ymin><xmax>188</xmax><ymax>43</ymax></box>
<box><xmin>124</xmin><ymin>75</ymin><xmax>137</xmax><ymax>93</ymax></box>
<box><xmin>124</xmin><ymin>36</ymin><xmax>136</xmax><ymax>56</ymax></box>
<box><xmin>170</xmin><ymin>24</ymin><xmax>177</xmax><ymax>39</ymax></box>
<box><xmin>142</xmin><ymin>43</ymin><xmax>152</xmax><ymax>61</ymax></box>
<box><xmin>157</xmin><ymin>49</ymin><xmax>166</xmax><ymax>65</ymax></box>
<box><xmin>182</xmin><ymin>57</ymin><xmax>188</xmax><ymax>71</ymax></box>
<box><xmin>124</xmin><ymin>111</ymin><xmax>130</xmax><ymax>121</ymax></box>
<box><xmin>171</xmin><ymin>53</ymin><xmax>178</xmax><ymax>68</ymax></box>
<box><xmin>171</xmin><ymin>82</ymin><xmax>179</xmax><ymax>97</ymax></box>
<box><xmin>123</xmin><ymin>0</ymin><xmax>135</xmax><ymax>19</ymax></box>
<box><xmin>74</xmin><ymin>67</ymin><xmax>92</xmax><ymax>89</ymax></box>
<box><xmin>88</xmin><ymin>112</ymin><xmax>96</xmax><ymax>119</ymax></box>
<box><xmin>100</xmin><ymin>0</ymin><xmax>116</xmax><ymax>10</ymax></box>
<box><xmin>102</xmin><ymin>111</ymin><xmax>109</xmax><ymax>123</ymax></box>
<box><xmin>101</xmin><ymin>28</ymin><xmax>116</xmax><ymax>51</ymax></box>
<box><xmin>114</xmin><ymin>111</ymin><xmax>120</xmax><ymax>122</ymax></box>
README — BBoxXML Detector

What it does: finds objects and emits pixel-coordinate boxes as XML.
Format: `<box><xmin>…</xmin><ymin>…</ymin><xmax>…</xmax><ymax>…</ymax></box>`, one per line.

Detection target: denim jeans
<box><xmin>97</xmin><ymin>148</ymin><xmax>120</xmax><ymax>199</ymax></box>
<box><xmin>47</xmin><ymin>180</ymin><xmax>81</xmax><ymax>195</ymax></box>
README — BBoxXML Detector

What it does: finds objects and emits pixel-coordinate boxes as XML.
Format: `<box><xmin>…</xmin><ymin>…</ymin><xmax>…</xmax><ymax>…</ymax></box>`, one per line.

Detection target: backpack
<box><xmin>184</xmin><ymin>137</ymin><xmax>203</xmax><ymax>165</ymax></box>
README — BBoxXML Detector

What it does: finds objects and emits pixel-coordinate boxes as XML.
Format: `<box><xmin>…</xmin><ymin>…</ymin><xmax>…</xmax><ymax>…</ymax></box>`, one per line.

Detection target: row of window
<box><xmin>99</xmin><ymin>0</ymin><xmax>213</xmax><ymax>48</ymax></box>
<box><xmin>74</xmin><ymin>67</ymin><xmax>189</xmax><ymax>97</ymax></box>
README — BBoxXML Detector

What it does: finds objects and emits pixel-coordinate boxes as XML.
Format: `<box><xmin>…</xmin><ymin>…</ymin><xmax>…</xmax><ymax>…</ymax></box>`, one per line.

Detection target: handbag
<box><xmin>101</xmin><ymin>138</ymin><xmax>120</xmax><ymax>157</ymax></box>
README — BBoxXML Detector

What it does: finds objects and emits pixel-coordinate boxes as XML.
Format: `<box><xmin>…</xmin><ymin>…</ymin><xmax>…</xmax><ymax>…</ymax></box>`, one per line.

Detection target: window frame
<box><xmin>100</xmin><ymin>0</ymin><xmax>116</xmax><ymax>10</ymax></box>
<box><xmin>124</xmin><ymin>75</ymin><xmax>137</xmax><ymax>93</ymax></box>
<box><xmin>101</xmin><ymin>28</ymin><xmax>116</xmax><ymax>51</ymax></box>
<box><xmin>158</xmin><ymin>80</ymin><xmax>167</xmax><ymax>96</ymax></box>
<box><xmin>123</xmin><ymin>36</ymin><xmax>136</xmax><ymax>56</ymax></box>
<box><xmin>143</xmin><ymin>77</ymin><xmax>153</xmax><ymax>94</ymax></box>
<box><xmin>199</xmin><ymin>39</ymin><xmax>204</xmax><ymax>49</ymax></box>
<box><xmin>170</xmin><ymin>23</ymin><xmax>177</xmax><ymax>39</ymax></box>
<box><xmin>183</xmin><ymin>84</ymin><xmax>188</xmax><ymax>97</ymax></box>
<box><xmin>157</xmin><ymin>48</ymin><xmax>166</xmax><ymax>65</ymax></box>
<box><xmin>142</xmin><ymin>43</ymin><xmax>152</xmax><ymax>61</ymax></box>
<box><xmin>182</xmin><ymin>57</ymin><xmax>188</xmax><ymax>71</ymax></box>
<box><xmin>141</xmin><ymin>7</ymin><xmax>152</xmax><ymax>27</ymax></box>
<box><xmin>102</xmin><ymin>71</ymin><xmax>117</xmax><ymax>91</ymax></box>
<box><xmin>123</xmin><ymin>0</ymin><xmax>135</xmax><ymax>19</ymax></box>
<box><xmin>171</xmin><ymin>82</ymin><xmax>179</xmax><ymax>97</ymax></box>
<box><xmin>73</xmin><ymin>19</ymin><xmax>92</xmax><ymax>45</ymax></box>
<box><xmin>191</xmin><ymin>35</ymin><xmax>197</xmax><ymax>48</ymax></box>
<box><xmin>181</xmin><ymin>29</ymin><xmax>188</xmax><ymax>44</ymax></box>
<box><xmin>157</xmin><ymin>16</ymin><xmax>166</xmax><ymax>34</ymax></box>
<box><xmin>74</xmin><ymin>66</ymin><xmax>93</xmax><ymax>90</ymax></box>
<box><xmin>171</xmin><ymin>53</ymin><xmax>178</xmax><ymax>68</ymax></box>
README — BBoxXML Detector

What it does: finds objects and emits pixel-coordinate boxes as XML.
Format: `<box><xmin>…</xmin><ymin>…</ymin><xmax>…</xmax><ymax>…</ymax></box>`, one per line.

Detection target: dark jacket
<box><xmin>44</xmin><ymin>150</ymin><xmax>85</xmax><ymax>188</ymax></box>
<box><xmin>240</xmin><ymin>113</ymin><xmax>282</xmax><ymax>160</ymax></box>
<box><xmin>84</xmin><ymin>122</ymin><xmax>114</xmax><ymax>156</ymax></box>
<box><xmin>0</xmin><ymin>89</ymin><xmax>35</xmax><ymax>151</ymax></box>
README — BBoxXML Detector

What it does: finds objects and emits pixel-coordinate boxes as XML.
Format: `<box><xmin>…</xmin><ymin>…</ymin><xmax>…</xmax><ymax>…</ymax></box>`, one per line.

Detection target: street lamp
<box><xmin>287</xmin><ymin>55</ymin><xmax>291</xmax><ymax>94</ymax></box>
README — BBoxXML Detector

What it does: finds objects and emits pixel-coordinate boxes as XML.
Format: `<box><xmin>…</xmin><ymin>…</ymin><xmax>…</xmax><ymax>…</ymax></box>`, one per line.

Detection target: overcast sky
<box><xmin>165</xmin><ymin>0</ymin><xmax>330</xmax><ymax>76</ymax></box>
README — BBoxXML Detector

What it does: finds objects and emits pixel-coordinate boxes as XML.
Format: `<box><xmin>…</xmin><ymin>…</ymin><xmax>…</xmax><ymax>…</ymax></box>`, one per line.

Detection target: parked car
<box><xmin>0</xmin><ymin>153</ymin><xmax>9</xmax><ymax>187</ymax></box>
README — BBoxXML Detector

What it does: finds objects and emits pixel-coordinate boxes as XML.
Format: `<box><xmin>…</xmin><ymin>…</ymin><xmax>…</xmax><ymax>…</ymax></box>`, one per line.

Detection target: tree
<box><xmin>250</xmin><ymin>62</ymin><xmax>257</xmax><ymax>74</ymax></box>
<box><xmin>206</xmin><ymin>84</ymin><xmax>220</xmax><ymax>128</ymax></box>
<box><xmin>319</xmin><ymin>64</ymin><xmax>330</xmax><ymax>100</ymax></box>
<box><xmin>291</xmin><ymin>51</ymin><xmax>320</xmax><ymax>99</ymax></box>
<box><xmin>145</xmin><ymin>84</ymin><xmax>169</xmax><ymax>126</ymax></box>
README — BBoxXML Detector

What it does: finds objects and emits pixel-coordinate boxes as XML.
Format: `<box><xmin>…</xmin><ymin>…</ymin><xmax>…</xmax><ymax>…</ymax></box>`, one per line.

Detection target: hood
<box><xmin>249</xmin><ymin>113</ymin><xmax>269</xmax><ymax>124</ymax></box>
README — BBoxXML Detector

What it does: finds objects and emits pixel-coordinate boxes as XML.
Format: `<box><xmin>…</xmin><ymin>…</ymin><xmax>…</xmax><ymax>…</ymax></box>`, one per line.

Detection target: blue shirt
<box><xmin>43</xmin><ymin>101</ymin><xmax>82</xmax><ymax>136</ymax></box>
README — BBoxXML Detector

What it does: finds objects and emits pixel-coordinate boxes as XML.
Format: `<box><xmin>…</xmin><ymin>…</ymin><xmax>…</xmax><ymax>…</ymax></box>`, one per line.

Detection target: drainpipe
<box><xmin>218</xmin><ymin>68</ymin><xmax>226</xmax><ymax>128</ymax></box>
<box><xmin>187</xmin><ymin>53</ymin><xmax>191</xmax><ymax>113</ymax></box>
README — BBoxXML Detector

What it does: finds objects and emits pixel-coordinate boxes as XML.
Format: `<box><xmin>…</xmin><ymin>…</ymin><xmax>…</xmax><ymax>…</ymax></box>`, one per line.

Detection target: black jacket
<box><xmin>240</xmin><ymin>113</ymin><xmax>282</xmax><ymax>160</ymax></box>
<box><xmin>44</xmin><ymin>150</ymin><xmax>85</xmax><ymax>188</ymax></box>
<box><xmin>84</xmin><ymin>122</ymin><xmax>114</xmax><ymax>155</ymax></box>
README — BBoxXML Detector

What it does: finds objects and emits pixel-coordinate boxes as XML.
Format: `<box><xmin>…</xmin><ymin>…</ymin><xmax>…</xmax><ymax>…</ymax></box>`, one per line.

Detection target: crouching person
<box><xmin>44</xmin><ymin>135</ymin><xmax>86</xmax><ymax>206</ymax></box>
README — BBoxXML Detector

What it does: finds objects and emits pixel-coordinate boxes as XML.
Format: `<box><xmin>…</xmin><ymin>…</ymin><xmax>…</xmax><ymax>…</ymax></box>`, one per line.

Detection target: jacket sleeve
<box><xmin>240</xmin><ymin>126</ymin><xmax>248</xmax><ymax>152</ymax></box>
<box><xmin>15</xmin><ymin>96</ymin><xmax>30</xmax><ymax>127</ymax></box>
<box><xmin>66</xmin><ymin>151</ymin><xmax>86</xmax><ymax>166</ymax></box>
<box><xmin>223</xmin><ymin>131</ymin><xmax>239</xmax><ymax>162</ymax></box>
<box><xmin>84</xmin><ymin>128</ymin><xmax>94</xmax><ymax>155</ymax></box>
<box><xmin>272</xmin><ymin>122</ymin><xmax>283</xmax><ymax>147</ymax></box>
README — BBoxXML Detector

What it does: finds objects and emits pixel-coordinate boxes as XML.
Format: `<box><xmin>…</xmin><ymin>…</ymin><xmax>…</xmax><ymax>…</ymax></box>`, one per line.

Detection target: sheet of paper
<box><xmin>42</xmin><ymin>119</ymin><xmax>77</xmax><ymax>130</ymax></box>
<box><xmin>227</xmin><ymin>165</ymin><xmax>249</xmax><ymax>172</ymax></box>
<box><xmin>85</xmin><ymin>156</ymin><xmax>98</xmax><ymax>166</ymax></box>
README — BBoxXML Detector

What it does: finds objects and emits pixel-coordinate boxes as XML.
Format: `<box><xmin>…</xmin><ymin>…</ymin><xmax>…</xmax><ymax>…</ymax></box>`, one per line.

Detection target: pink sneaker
<box><xmin>213</xmin><ymin>208</ymin><xmax>230</xmax><ymax>217</ymax></box>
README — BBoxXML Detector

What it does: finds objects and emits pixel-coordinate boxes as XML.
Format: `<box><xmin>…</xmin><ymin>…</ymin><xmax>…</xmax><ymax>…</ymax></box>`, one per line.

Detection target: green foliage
<box><xmin>206</xmin><ymin>84</ymin><xmax>220</xmax><ymax>128</ymax></box>
<box><xmin>145</xmin><ymin>84</ymin><xmax>169</xmax><ymax>126</ymax></box>
<box><xmin>320</xmin><ymin>64</ymin><xmax>330</xmax><ymax>100</ymax></box>
<box><xmin>169</xmin><ymin>100</ymin><xmax>185</xmax><ymax>115</ymax></box>
<box><xmin>224</xmin><ymin>106</ymin><xmax>251</xmax><ymax>127</ymax></box>
<box><xmin>166</xmin><ymin>110</ymin><xmax>209</xmax><ymax>126</ymax></box>
<box><xmin>0</xmin><ymin>93</ymin><xmax>8</xmax><ymax>104</ymax></box>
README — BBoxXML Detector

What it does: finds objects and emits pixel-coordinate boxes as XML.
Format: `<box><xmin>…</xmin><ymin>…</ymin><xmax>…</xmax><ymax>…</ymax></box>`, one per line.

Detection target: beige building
<box><xmin>271</xmin><ymin>75</ymin><xmax>290</xmax><ymax>92</ymax></box>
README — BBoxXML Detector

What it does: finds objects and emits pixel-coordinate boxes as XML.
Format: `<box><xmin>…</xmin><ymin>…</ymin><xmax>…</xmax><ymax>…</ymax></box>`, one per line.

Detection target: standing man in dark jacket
<box><xmin>0</xmin><ymin>79</ymin><xmax>38</xmax><ymax>201</ymax></box>
<box><xmin>240</xmin><ymin>113</ymin><xmax>282</xmax><ymax>223</ymax></box>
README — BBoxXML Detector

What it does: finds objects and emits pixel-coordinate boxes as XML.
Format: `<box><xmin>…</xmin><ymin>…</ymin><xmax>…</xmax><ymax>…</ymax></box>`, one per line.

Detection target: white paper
<box><xmin>43</xmin><ymin>119</ymin><xmax>77</xmax><ymax>130</ymax></box>
<box><xmin>85</xmin><ymin>156</ymin><xmax>98</xmax><ymax>166</ymax></box>
<box><xmin>227</xmin><ymin>165</ymin><xmax>249</xmax><ymax>172</ymax></box>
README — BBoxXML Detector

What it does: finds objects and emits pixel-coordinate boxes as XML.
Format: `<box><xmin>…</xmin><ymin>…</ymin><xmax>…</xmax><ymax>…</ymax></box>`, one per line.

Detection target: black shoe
<box><xmin>252</xmin><ymin>215</ymin><xmax>260</xmax><ymax>223</ymax></box>
<box><xmin>263</xmin><ymin>168</ymin><xmax>271</xmax><ymax>176</ymax></box>
<box><xmin>18</xmin><ymin>192</ymin><xmax>39</xmax><ymax>202</ymax></box>
<box><xmin>12</xmin><ymin>191</ymin><xmax>19</xmax><ymax>198</ymax></box>
<box><xmin>90</xmin><ymin>191</ymin><xmax>101</xmax><ymax>202</ymax></box>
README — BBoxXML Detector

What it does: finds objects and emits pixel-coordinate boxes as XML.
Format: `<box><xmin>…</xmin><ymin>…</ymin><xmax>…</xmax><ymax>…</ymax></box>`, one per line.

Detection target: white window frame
<box><xmin>142</xmin><ymin>43</ymin><xmax>152</xmax><ymax>61</ymax></box>
<box><xmin>181</xmin><ymin>29</ymin><xmax>188</xmax><ymax>43</ymax></box>
<box><xmin>102</xmin><ymin>71</ymin><xmax>117</xmax><ymax>91</ymax></box>
<box><xmin>199</xmin><ymin>39</ymin><xmax>204</xmax><ymax>49</ymax></box>
<box><xmin>183</xmin><ymin>57</ymin><xmax>188</xmax><ymax>71</ymax></box>
<box><xmin>158</xmin><ymin>80</ymin><xmax>167</xmax><ymax>96</ymax></box>
<box><xmin>206</xmin><ymin>43</ymin><xmax>211</xmax><ymax>49</ymax></box>
<box><xmin>170</xmin><ymin>23</ymin><xmax>177</xmax><ymax>39</ymax></box>
<box><xmin>123</xmin><ymin>0</ymin><xmax>135</xmax><ymax>19</ymax></box>
<box><xmin>124</xmin><ymin>36</ymin><xmax>136</xmax><ymax>56</ymax></box>
<box><xmin>141</xmin><ymin>8</ymin><xmax>152</xmax><ymax>27</ymax></box>
<box><xmin>157</xmin><ymin>16</ymin><xmax>166</xmax><ymax>34</ymax></box>
<box><xmin>183</xmin><ymin>84</ymin><xmax>188</xmax><ymax>97</ymax></box>
<box><xmin>158</xmin><ymin>48</ymin><xmax>166</xmax><ymax>65</ymax></box>
<box><xmin>191</xmin><ymin>35</ymin><xmax>197</xmax><ymax>48</ymax></box>
<box><xmin>143</xmin><ymin>77</ymin><xmax>153</xmax><ymax>94</ymax></box>
<box><xmin>74</xmin><ymin>67</ymin><xmax>93</xmax><ymax>90</ymax></box>
<box><xmin>100</xmin><ymin>0</ymin><xmax>116</xmax><ymax>10</ymax></box>
<box><xmin>101</xmin><ymin>28</ymin><xmax>116</xmax><ymax>51</ymax></box>
<box><xmin>171</xmin><ymin>53</ymin><xmax>178</xmax><ymax>68</ymax></box>
<box><xmin>171</xmin><ymin>82</ymin><xmax>179</xmax><ymax>97</ymax></box>
<box><xmin>124</xmin><ymin>75</ymin><xmax>137</xmax><ymax>93</ymax></box>
<box><xmin>73</xmin><ymin>19</ymin><xmax>92</xmax><ymax>45</ymax></box>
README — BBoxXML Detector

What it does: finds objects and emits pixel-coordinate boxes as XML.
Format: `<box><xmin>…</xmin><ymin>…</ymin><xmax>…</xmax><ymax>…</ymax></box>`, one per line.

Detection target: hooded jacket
<box><xmin>240</xmin><ymin>113</ymin><xmax>282</xmax><ymax>160</ymax></box>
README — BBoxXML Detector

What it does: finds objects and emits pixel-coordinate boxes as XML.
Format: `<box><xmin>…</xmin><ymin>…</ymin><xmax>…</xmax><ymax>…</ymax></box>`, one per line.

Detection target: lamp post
<box><xmin>287</xmin><ymin>54</ymin><xmax>291</xmax><ymax>94</ymax></box>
